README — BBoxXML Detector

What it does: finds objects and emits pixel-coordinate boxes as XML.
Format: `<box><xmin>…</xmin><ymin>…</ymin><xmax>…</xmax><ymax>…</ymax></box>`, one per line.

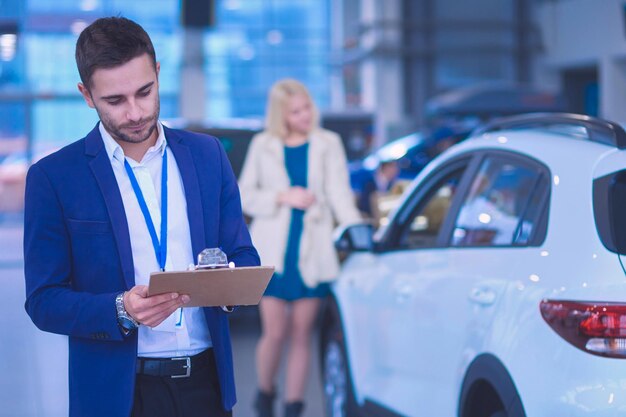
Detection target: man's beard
<box><xmin>97</xmin><ymin>101</ymin><xmax>160</xmax><ymax>145</ymax></box>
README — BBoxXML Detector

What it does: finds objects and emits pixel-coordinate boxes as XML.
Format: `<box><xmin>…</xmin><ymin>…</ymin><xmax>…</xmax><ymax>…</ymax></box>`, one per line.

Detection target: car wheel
<box><xmin>321</xmin><ymin>309</ymin><xmax>359</xmax><ymax>417</ymax></box>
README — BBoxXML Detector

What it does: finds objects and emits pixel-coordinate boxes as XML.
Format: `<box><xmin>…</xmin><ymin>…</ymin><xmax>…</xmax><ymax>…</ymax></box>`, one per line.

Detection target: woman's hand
<box><xmin>277</xmin><ymin>186</ymin><xmax>316</xmax><ymax>210</ymax></box>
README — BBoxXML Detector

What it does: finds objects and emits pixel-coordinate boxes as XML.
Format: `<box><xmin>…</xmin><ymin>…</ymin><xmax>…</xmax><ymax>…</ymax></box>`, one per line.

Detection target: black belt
<box><xmin>136</xmin><ymin>348</ymin><xmax>212</xmax><ymax>379</ymax></box>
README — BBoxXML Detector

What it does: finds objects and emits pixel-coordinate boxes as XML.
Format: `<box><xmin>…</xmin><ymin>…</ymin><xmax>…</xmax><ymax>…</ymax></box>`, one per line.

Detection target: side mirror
<box><xmin>334</xmin><ymin>223</ymin><xmax>374</xmax><ymax>253</ymax></box>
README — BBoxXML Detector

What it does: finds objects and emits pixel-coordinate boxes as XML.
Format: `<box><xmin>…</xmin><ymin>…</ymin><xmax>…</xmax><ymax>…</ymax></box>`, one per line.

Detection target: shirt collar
<box><xmin>100</xmin><ymin>121</ymin><xmax>166</xmax><ymax>164</ymax></box>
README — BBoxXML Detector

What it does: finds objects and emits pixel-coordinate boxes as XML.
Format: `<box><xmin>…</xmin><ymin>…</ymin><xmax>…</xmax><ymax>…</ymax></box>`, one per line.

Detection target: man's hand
<box><xmin>278</xmin><ymin>186</ymin><xmax>316</xmax><ymax>210</ymax></box>
<box><xmin>124</xmin><ymin>285</ymin><xmax>190</xmax><ymax>328</ymax></box>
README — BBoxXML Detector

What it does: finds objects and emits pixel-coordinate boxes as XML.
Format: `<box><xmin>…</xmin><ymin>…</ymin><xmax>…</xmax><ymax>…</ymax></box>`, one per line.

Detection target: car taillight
<box><xmin>540</xmin><ymin>299</ymin><xmax>626</xmax><ymax>358</ymax></box>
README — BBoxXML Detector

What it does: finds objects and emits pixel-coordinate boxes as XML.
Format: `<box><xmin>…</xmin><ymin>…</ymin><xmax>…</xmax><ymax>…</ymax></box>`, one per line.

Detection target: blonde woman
<box><xmin>239</xmin><ymin>79</ymin><xmax>361</xmax><ymax>417</ymax></box>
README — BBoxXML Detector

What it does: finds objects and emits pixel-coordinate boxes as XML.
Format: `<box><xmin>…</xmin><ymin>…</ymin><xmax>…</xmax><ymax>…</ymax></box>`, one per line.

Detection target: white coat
<box><xmin>238</xmin><ymin>128</ymin><xmax>361</xmax><ymax>288</ymax></box>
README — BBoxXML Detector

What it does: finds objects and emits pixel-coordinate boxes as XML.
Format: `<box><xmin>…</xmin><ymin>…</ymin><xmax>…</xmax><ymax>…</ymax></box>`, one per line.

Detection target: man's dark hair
<box><xmin>75</xmin><ymin>17</ymin><xmax>156</xmax><ymax>89</ymax></box>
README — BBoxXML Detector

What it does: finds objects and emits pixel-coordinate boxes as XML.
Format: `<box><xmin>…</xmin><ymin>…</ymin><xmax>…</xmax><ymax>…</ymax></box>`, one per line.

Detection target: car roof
<box><xmin>450</xmin><ymin>128</ymin><xmax>616</xmax><ymax>170</ymax></box>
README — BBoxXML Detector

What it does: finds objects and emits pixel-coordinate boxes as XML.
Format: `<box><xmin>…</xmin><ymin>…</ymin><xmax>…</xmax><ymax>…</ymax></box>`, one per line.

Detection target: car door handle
<box><xmin>468</xmin><ymin>287</ymin><xmax>496</xmax><ymax>306</ymax></box>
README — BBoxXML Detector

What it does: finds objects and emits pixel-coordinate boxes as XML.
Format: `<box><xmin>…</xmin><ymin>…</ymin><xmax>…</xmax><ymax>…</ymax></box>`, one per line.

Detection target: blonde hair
<box><xmin>264</xmin><ymin>78</ymin><xmax>320</xmax><ymax>138</ymax></box>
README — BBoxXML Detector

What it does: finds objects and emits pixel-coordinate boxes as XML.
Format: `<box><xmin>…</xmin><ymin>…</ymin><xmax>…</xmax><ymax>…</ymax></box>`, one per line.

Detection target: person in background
<box><xmin>23</xmin><ymin>16</ymin><xmax>259</xmax><ymax>417</ymax></box>
<box><xmin>238</xmin><ymin>79</ymin><xmax>361</xmax><ymax>417</ymax></box>
<box><xmin>357</xmin><ymin>158</ymin><xmax>400</xmax><ymax>216</ymax></box>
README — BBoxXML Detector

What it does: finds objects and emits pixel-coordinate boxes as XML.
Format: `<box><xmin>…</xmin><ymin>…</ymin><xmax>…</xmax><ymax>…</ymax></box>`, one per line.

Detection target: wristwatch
<box><xmin>115</xmin><ymin>292</ymin><xmax>139</xmax><ymax>334</ymax></box>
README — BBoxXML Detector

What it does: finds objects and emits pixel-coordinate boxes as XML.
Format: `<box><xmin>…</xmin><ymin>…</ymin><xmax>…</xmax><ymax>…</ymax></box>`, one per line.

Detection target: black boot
<box><xmin>284</xmin><ymin>401</ymin><xmax>305</xmax><ymax>417</ymax></box>
<box><xmin>254</xmin><ymin>390</ymin><xmax>276</xmax><ymax>417</ymax></box>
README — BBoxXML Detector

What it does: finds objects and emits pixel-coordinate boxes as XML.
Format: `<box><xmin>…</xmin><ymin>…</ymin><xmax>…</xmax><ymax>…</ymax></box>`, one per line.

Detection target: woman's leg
<box><xmin>256</xmin><ymin>296</ymin><xmax>289</xmax><ymax>393</ymax></box>
<box><xmin>284</xmin><ymin>297</ymin><xmax>321</xmax><ymax>402</ymax></box>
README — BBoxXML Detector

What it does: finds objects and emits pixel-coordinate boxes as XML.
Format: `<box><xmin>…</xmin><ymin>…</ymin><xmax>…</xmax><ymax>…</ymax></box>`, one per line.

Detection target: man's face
<box><xmin>380</xmin><ymin>161</ymin><xmax>399</xmax><ymax>180</ymax></box>
<box><xmin>78</xmin><ymin>54</ymin><xmax>160</xmax><ymax>145</ymax></box>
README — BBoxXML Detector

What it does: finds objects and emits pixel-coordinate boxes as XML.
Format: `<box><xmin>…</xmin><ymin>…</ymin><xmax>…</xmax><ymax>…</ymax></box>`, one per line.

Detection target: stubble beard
<box><xmin>97</xmin><ymin>100</ymin><xmax>160</xmax><ymax>145</ymax></box>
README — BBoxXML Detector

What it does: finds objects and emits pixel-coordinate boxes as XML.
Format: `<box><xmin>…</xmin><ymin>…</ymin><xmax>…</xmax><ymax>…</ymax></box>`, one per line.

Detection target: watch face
<box><xmin>119</xmin><ymin>316</ymin><xmax>137</xmax><ymax>331</ymax></box>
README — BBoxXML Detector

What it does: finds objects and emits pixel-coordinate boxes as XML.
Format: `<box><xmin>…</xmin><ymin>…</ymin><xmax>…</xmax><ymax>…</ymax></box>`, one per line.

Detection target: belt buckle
<box><xmin>171</xmin><ymin>357</ymin><xmax>191</xmax><ymax>378</ymax></box>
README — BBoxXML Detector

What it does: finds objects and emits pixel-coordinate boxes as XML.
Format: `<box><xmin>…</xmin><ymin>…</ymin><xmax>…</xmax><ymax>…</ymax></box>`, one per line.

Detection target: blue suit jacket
<box><xmin>23</xmin><ymin>124</ymin><xmax>260</xmax><ymax>417</ymax></box>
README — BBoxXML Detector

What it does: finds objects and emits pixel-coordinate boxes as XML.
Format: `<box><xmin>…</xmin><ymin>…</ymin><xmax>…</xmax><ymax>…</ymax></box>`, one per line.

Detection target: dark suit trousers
<box><xmin>131</xmin><ymin>349</ymin><xmax>232</xmax><ymax>417</ymax></box>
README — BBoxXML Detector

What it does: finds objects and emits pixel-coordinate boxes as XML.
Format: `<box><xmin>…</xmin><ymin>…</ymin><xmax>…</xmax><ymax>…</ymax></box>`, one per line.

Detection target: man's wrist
<box><xmin>115</xmin><ymin>292</ymin><xmax>139</xmax><ymax>334</ymax></box>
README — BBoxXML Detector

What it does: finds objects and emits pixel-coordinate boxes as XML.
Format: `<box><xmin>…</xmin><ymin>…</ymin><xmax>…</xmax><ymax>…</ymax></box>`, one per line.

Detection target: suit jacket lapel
<box><xmin>85</xmin><ymin>124</ymin><xmax>135</xmax><ymax>289</ymax></box>
<box><xmin>164</xmin><ymin>126</ymin><xmax>206</xmax><ymax>259</ymax></box>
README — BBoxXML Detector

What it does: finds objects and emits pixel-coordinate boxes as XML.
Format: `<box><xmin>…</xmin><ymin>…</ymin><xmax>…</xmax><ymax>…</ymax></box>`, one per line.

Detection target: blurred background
<box><xmin>1</xmin><ymin>0</ymin><xmax>625</xmax><ymax>416</ymax></box>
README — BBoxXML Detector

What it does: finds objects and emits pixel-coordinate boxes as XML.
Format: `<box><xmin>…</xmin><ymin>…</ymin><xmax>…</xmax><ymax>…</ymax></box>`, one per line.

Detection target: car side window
<box><xmin>451</xmin><ymin>156</ymin><xmax>548</xmax><ymax>247</ymax></box>
<box><xmin>393</xmin><ymin>167</ymin><xmax>466</xmax><ymax>249</ymax></box>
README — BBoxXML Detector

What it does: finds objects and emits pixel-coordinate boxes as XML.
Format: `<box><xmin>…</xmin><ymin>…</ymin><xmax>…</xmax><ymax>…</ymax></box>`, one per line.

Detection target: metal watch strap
<box><xmin>116</xmin><ymin>292</ymin><xmax>139</xmax><ymax>330</ymax></box>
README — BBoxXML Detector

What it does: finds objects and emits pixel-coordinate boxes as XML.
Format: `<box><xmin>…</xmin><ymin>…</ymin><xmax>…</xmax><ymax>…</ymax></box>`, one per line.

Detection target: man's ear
<box><xmin>156</xmin><ymin>62</ymin><xmax>161</xmax><ymax>79</ymax></box>
<box><xmin>77</xmin><ymin>83</ymin><xmax>95</xmax><ymax>109</ymax></box>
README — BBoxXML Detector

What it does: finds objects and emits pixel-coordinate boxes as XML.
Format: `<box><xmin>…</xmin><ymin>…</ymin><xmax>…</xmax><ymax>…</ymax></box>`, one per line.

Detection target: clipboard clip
<box><xmin>192</xmin><ymin>248</ymin><xmax>235</xmax><ymax>270</ymax></box>
<box><xmin>194</xmin><ymin>248</ymin><xmax>237</xmax><ymax>312</ymax></box>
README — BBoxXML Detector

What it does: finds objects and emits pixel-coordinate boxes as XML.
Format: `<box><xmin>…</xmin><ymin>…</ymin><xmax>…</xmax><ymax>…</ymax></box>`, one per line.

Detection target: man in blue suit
<box><xmin>23</xmin><ymin>16</ymin><xmax>260</xmax><ymax>417</ymax></box>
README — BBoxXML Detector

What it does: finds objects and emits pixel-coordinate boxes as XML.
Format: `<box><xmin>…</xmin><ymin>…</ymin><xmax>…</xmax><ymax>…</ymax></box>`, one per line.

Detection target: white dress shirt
<box><xmin>100</xmin><ymin>122</ymin><xmax>212</xmax><ymax>358</ymax></box>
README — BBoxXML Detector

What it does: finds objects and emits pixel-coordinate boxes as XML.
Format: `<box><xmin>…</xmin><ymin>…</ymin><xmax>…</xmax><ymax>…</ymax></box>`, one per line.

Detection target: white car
<box><xmin>320</xmin><ymin>113</ymin><xmax>626</xmax><ymax>417</ymax></box>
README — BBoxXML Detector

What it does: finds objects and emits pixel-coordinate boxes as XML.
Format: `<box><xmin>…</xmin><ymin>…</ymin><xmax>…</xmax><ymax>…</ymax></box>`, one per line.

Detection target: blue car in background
<box><xmin>349</xmin><ymin>127</ymin><xmax>470</xmax><ymax>193</ymax></box>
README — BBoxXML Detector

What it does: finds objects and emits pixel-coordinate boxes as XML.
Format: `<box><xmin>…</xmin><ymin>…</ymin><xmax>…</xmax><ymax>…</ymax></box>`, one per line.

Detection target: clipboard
<box><xmin>148</xmin><ymin>266</ymin><xmax>275</xmax><ymax>307</ymax></box>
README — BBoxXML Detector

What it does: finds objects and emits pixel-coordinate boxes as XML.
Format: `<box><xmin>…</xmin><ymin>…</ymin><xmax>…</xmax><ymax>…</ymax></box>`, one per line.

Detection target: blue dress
<box><xmin>263</xmin><ymin>142</ymin><xmax>330</xmax><ymax>301</ymax></box>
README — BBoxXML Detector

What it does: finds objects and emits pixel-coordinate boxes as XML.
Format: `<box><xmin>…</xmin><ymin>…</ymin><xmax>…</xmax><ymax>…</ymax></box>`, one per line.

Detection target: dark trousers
<box><xmin>131</xmin><ymin>349</ymin><xmax>232</xmax><ymax>417</ymax></box>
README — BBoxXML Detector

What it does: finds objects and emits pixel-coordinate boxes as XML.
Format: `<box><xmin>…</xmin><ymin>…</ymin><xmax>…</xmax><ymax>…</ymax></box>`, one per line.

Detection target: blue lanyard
<box><xmin>123</xmin><ymin>148</ymin><xmax>168</xmax><ymax>271</ymax></box>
